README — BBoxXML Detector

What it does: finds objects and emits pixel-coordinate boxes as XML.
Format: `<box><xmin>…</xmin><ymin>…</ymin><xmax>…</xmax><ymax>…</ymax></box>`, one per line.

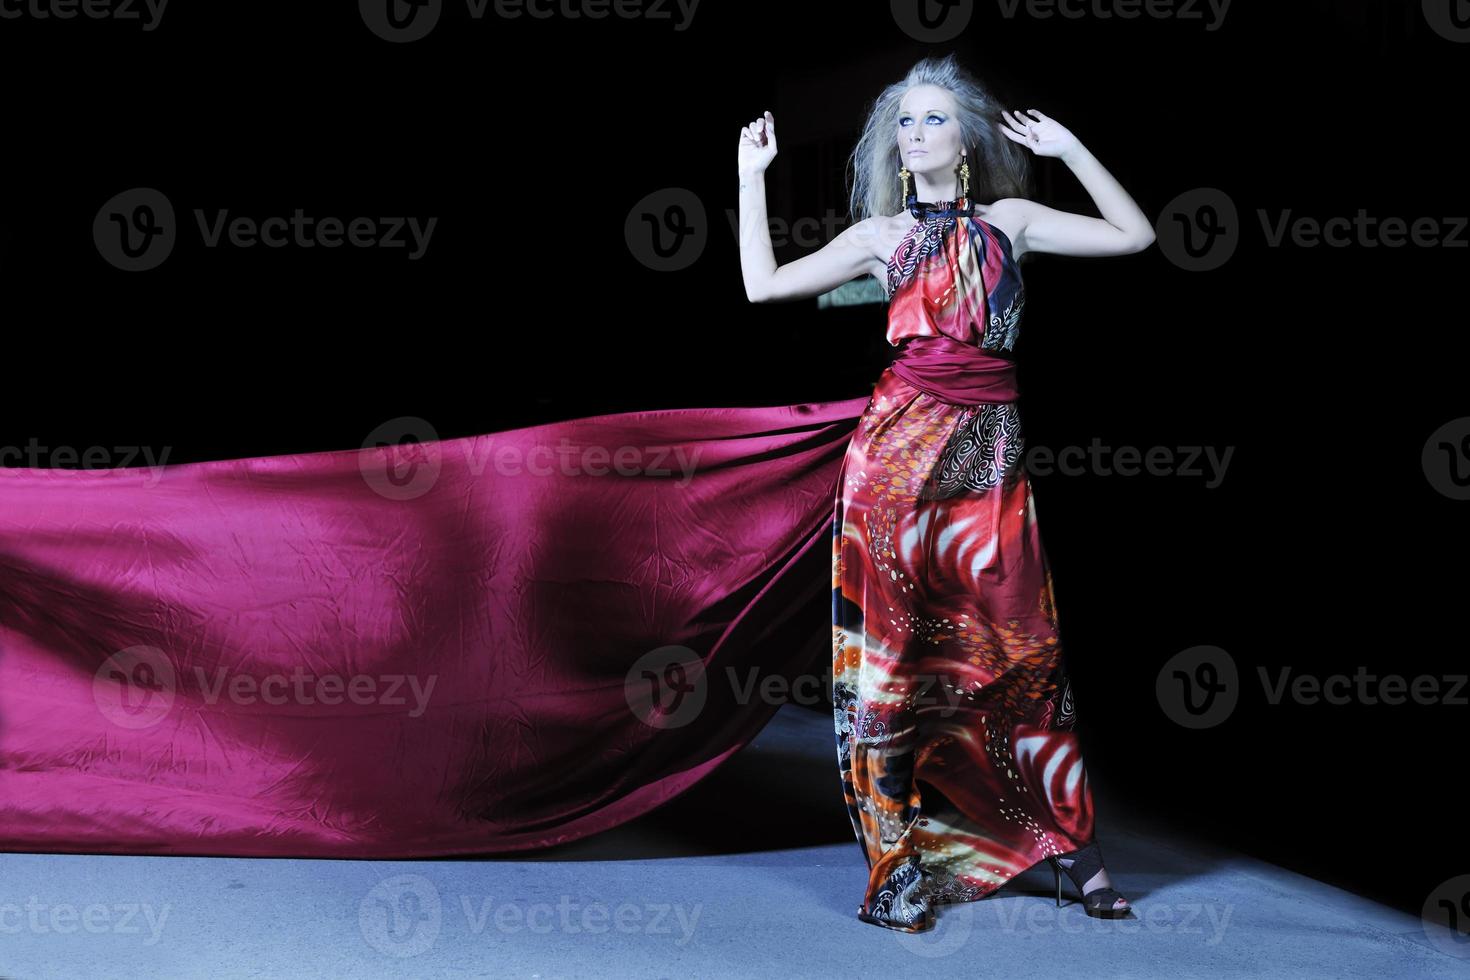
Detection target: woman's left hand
<box><xmin>999</xmin><ymin>109</ymin><xmax>1080</xmax><ymax>160</ymax></box>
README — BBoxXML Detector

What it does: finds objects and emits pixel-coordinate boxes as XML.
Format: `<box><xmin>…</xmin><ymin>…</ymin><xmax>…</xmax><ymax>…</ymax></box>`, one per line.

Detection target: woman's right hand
<box><xmin>738</xmin><ymin>110</ymin><xmax>778</xmax><ymax>176</ymax></box>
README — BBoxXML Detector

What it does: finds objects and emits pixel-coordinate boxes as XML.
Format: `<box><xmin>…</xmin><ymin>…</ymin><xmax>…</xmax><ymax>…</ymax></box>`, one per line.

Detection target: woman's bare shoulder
<box><xmin>981</xmin><ymin>197</ymin><xmax>1033</xmax><ymax>221</ymax></box>
<box><xmin>977</xmin><ymin>198</ymin><xmax>1033</xmax><ymax>259</ymax></box>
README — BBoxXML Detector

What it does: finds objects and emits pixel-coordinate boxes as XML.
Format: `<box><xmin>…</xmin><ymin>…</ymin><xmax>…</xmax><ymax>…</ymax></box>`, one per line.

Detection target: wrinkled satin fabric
<box><xmin>0</xmin><ymin>398</ymin><xmax>866</xmax><ymax>857</ymax></box>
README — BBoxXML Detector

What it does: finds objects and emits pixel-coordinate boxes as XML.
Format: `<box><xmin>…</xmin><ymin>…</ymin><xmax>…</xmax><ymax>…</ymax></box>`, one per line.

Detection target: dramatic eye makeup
<box><xmin>899</xmin><ymin>112</ymin><xmax>947</xmax><ymax>127</ymax></box>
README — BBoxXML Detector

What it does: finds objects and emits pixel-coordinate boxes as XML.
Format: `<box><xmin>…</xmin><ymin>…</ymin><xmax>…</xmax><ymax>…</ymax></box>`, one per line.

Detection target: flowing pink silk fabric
<box><xmin>0</xmin><ymin>397</ymin><xmax>867</xmax><ymax>857</ymax></box>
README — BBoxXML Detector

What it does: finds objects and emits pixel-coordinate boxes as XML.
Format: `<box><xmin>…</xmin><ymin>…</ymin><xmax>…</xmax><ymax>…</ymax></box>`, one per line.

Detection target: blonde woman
<box><xmin>738</xmin><ymin>53</ymin><xmax>1154</xmax><ymax>932</ymax></box>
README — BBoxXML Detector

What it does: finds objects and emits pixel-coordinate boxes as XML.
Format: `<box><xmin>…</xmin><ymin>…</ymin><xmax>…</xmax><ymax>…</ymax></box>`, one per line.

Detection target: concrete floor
<box><xmin>2</xmin><ymin>705</ymin><xmax>1465</xmax><ymax>979</ymax></box>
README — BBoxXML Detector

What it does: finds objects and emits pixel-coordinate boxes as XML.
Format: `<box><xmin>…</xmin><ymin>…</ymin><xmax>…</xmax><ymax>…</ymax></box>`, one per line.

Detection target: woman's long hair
<box><xmin>847</xmin><ymin>54</ymin><xmax>1032</xmax><ymax>224</ymax></box>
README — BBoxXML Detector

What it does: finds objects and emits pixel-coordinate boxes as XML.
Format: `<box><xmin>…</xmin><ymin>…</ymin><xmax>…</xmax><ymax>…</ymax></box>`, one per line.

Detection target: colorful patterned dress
<box><xmin>831</xmin><ymin>197</ymin><xmax>1097</xmax><ymax>931</ymax></box>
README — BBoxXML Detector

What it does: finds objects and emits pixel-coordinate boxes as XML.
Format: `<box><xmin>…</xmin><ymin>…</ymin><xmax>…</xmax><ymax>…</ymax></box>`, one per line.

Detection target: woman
<box><xmin>738</xmin><ymin>54</ymin><xmax>1155</xmax><ymax>932</ymax></box>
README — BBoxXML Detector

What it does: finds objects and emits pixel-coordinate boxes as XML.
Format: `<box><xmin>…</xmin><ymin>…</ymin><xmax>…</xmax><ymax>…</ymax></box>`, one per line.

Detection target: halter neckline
<box><xmin>906</xmin><ymin>193</ymin><xmax>973</xmax><ymax>221</ymax></box>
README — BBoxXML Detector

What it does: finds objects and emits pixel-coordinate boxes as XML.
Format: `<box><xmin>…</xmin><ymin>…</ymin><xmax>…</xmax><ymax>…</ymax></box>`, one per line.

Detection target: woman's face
<box><xmin>897</xmin><ymin>84</ymin><xmax>963</xmax><ymax>178</ymax></box>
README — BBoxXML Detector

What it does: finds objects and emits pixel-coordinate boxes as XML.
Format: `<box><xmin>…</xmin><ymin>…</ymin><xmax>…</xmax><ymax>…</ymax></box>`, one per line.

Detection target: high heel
<box><xmin>1047</xmin><ymin>841</ymin><xmax>1134</xmax><ymax>919</ymax></box>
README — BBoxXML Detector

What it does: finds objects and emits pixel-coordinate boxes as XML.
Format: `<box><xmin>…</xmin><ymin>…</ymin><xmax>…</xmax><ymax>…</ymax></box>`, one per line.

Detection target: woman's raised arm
<box><xmin>737</xmin><ymin>110</ymin><xmax>880</xmax><ymax>303</ymax></box>
<box><xmin>998</xmin><ymin>109</ymin><xmax>1155</xmax><ymax>259</ymax></box>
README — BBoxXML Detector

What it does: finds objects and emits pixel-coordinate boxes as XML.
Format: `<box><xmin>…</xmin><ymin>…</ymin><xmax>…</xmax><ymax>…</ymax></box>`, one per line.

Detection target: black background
<box><xmin>2</xmin><ymin>0</ymin><xmax>1464</xmax><ymax>920</ymax></box>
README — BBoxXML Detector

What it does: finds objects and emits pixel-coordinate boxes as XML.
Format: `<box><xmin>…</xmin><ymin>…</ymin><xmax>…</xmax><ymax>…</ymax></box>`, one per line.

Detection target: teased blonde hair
<box><xmin>847</xmin><ymin>53</ymin><xmax>1032</xmax><ymax>223</ymax></box>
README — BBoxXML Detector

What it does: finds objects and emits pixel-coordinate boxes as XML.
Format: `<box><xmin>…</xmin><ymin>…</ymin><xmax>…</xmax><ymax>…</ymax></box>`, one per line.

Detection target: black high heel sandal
<box><xmin>1047</xmin><ymin>841</ymin><xmax>1134</xmax><ymax>919</ymax></box>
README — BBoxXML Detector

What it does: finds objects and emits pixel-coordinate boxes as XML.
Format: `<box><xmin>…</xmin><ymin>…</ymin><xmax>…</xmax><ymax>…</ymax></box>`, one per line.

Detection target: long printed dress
<box><xmin>831</xmin><ymin>198</ymin><xmax>1097</xmax><ymax>931</ymax></box>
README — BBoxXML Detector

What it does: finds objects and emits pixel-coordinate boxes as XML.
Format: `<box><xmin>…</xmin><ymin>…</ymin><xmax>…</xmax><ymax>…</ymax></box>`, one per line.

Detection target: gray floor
<box><xmin>2</xmin><ymin>705</ymin><xmax>1465</xmax><ymax>979</ymax></box>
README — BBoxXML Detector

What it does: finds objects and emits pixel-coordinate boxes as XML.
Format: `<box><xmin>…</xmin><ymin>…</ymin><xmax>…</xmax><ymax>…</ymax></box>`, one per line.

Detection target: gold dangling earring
<box><xmin>899</xmin><ymin>166</ymin><xmax>912</xmax><ymax>208</ymax></box>
<box><xmin>957</xmin><ymin>150</ymin><xmax>970</xmax><ymax>202</ymax></box>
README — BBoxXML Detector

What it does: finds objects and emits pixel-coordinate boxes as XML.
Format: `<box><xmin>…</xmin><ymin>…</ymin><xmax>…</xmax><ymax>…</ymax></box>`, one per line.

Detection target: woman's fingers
<box><xmin>1000</xmin><ymin>110</ymin><xmax>1039</xmax><ymax>145</ymax></box>
<box><xmin>740</xmin><ymin>112</ymin><xmax>775</xmax><ymax>149</ymax></box>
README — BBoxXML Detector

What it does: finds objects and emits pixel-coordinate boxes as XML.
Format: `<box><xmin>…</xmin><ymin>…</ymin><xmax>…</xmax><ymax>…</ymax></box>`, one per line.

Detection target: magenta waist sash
<box><xmin>889</xmin><ymin>334</ymin><xmax>1019</xmax><ymax>405</ymax></box>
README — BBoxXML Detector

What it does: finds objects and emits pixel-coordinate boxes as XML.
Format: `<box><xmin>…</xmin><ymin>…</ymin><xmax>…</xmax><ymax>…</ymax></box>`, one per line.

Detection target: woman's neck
<box><xmin>911</xmin><ymin>174</ymin><xmax>965</xmax><ymax>203</ymax></box>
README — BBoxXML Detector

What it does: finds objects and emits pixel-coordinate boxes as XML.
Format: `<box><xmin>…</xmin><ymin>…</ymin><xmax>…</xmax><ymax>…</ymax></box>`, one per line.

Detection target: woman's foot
<box><xmin>1050</xmin><ymin>841</ymin><xmax>1133</xmax><ymax>917</ymax></box>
